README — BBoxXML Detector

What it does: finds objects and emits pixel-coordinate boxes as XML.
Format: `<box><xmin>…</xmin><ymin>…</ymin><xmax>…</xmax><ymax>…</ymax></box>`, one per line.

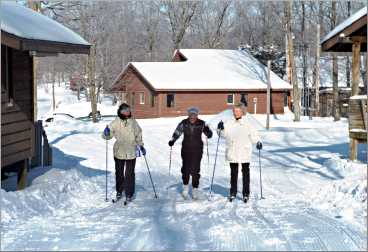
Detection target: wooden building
<box><xmin>111</xmin><ymin>49</ymin><xmax>292</xmax><ymax>118</ymax></box>
<box><xmin>321</xmin><ymin>6</ymin><xmax>367</xmax><ymax>160</ymax></box>
<box><xmin>315</xmin><ymin>87</ymin><xmax>365</xmax><ymax>117</ymax></box>
<box><xmin>1</xmin><ymin>2</ymin><xmax>90</xmax><ymax>189</ymax></box>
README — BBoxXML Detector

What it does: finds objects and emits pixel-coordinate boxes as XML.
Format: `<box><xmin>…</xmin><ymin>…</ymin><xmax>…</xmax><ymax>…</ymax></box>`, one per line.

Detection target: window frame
<box><xmin>1</xmin><ymin>45</ymin><xmax>14</xmax><ymax>106</ymax></box>
<box><xmin>166</xmin><ymin>93</ymin><xmax>175</xmax><ymax>108</ymax></box>
<box><xmin>227</xmin><ymin>94</ymin><xmax>235</xmax><ymax>105</ymax></box>
<box><xmin>139</xmin><ymin>92</ymin><xmax>145</xmax><ymax>105</ymax></box>
<box><xmin>150</xmin><ymin>93</ymin><xmax>155</xmax><ymax>107</ymax></box>
<box><xmin>240</xmin><ymin>93</ymin><xmax>248</xmax><ymax>106</ymax></box>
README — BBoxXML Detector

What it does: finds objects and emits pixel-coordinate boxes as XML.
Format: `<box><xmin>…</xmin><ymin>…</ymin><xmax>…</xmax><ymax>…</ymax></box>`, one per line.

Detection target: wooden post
<box><xmin>31</xmin><ymin>120</ymin><xmax>42</xmax><ymax>167</ymax></box>
<box><xmin>352</xmin><ymin>40</ymin><xmax>361</xmax><ymax>96</ymax></box>
<box><xmin>350</xmin><ymin>39</ymin><xmax>361</xmax><ymax>160</ymax></box>
<box><xmin>266</xmin><ymin>60</ymin><xmax>271</xmax><ymax>130</ymax></box>
<box><xmin>350</xmin><ymin>139</ymin><xmax>358</xmax><ymax>160</ymax></box>
<box><xmin>17</xmin><ymin>160</ymin><xmax>28</xmax><ymax>190</ymax></box>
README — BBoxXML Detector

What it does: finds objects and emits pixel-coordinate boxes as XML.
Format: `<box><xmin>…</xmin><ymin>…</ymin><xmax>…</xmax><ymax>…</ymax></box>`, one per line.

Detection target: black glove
<box><xmin>217</xmin><ymin>121</ymin><xmax>224</xmax><ymax>130</ymax></box>
<box><xmin>207</xmin><ymin>130</ymin><xmax>213</xmax><ymax>139</ymax></box>
<box><xmin>140</xmin><ymin>145</ymin><xmax>146</xmax><ymax>156</ymax></box>
<box><xmin>256</xmin><ymin>141</ymin><xmax>263</xmax><ymax>150</ymax></box>
<box><xmin>168</xmin><ymin>139</ymin><xmax>175</xmax><ymax>147</ymax></box>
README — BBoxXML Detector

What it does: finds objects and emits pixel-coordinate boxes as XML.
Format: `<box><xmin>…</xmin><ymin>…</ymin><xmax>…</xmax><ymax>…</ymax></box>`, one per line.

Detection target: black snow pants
<box><xmin>181</xmin><ymin>150</ymin><xmax>203</xmax><ymax>188</ymax></box>
<box><xmin>114</xmin><ymin>158</ymin><xmax>136</xmax><ymax>198</ymax></box>
<box><xmin>229</xmin><ymin>163</ymin><xmax>250</xmax><ymax>197</ymax></box>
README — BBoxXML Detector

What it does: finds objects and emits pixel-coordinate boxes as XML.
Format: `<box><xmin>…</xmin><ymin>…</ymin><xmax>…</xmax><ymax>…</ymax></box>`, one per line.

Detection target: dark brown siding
<box><xmin>12</xmin><ymin>49</ymin><xmax>34</xmax><ymax>121</ymax></box>
<box><xmin>1</xmin><ymin>45</ymin><xmax>34</xmax><ymax>167</ymax></box>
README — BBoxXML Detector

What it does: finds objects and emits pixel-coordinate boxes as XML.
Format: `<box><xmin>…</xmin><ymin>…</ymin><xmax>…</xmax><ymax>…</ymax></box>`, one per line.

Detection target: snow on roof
<box><xmin>321</xmin><ymin>6</ymin><xmax>367</xmax><ymax>44</ymax></box>
<box><xmin>0</xmin><ymin>1</ymin><xmax>90</xmax><ymax>46</ymax></box>
<box><xmin>128</xmin><ymin>49</ymin><xmax>291</xmax><ymax>91</ymax></box>
<box><xmin>350</xmin><ymin>95</ymin><xmax>367</xmax><ymax>100</ymax></box>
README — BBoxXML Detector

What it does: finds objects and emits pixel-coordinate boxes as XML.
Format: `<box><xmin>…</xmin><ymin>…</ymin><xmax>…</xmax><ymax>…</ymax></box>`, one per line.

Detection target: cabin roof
<box><xmin>1</xmin><ymin>1</ymin><xmax>90</xmax><ymax>54</ymax></box>
<box><xmin>114</xmin><ymin>49</ymin><xmax>292</xmax><ymax>92</ymax></box>
<box><xmin>321</xmin><ymin>7</ymin><xmax>367</xmax><ymax>52</ymax></box>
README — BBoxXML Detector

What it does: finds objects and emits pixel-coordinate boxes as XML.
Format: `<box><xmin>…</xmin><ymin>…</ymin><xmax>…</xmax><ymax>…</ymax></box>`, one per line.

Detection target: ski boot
<box><xmin>182</xmin><ymin>185</ymin><xmax>189</xmax><ymax>200</ymax></box>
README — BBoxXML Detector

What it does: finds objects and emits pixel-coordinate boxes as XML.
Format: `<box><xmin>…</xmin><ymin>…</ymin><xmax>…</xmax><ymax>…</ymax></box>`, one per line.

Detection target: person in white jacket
<box><xmin>217</xmin><ymin>104</ymin><xmax>262</xmax><ymax>203</ymax></box>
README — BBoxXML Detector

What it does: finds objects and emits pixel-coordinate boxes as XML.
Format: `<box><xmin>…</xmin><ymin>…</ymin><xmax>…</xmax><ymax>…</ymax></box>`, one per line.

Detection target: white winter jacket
<box><xmin>220</xmin><ymin>117</ymin><xmax>260</xmax><ymax>163</ymax></box>
<box><xmin>102</xmin><ymin>117</ymin><xmax>143</xmax><ymax>160</ymax></box>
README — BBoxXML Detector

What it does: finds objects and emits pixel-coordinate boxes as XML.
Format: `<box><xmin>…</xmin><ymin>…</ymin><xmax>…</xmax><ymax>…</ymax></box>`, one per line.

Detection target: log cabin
<box><xmin>321</xmin><ymin>6</ymin><xmax>367</xmax><ymax>160</ymax></box>
<box><xmin>1</xmin><ymin>2</ymin><xmax>90</xmax><ymax>189</ymax></box>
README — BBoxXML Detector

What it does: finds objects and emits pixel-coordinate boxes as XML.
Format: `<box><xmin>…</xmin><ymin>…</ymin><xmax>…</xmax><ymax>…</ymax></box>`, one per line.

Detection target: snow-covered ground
<box><xmin>1</xmin><ymin>85</ymin><xmax>367</xmax><ymax>251</ymax></box>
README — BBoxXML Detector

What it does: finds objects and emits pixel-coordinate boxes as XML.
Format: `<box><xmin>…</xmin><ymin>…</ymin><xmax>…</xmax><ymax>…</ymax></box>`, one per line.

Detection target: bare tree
<box><xmin>346</xmin><ymin>1</ymin><xmax>351</xmax><ymax>88</ymax></box>
<box><xmin>192</xmin><ymin>0</ymin><xmax>232</xmax><ymax>48</ymax></box>
<box><xmin>285</xmin><ymin>0</ymin><xmax>301</xmax><ymax>121</ymax></box>
<box><xmin>331</xmin><ymin>1</ymin><xmax>340</xmax><ymax>121</ymax></box>
<box><xmin>163</xmin><ymin>0</ymin><xmax>199</xmax><ymax>49</ymax></box>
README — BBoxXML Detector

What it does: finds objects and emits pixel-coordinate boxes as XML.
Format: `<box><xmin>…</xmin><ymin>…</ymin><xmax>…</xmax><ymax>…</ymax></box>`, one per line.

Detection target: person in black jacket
<box><xmin>168</xmin><ymin>107</ymin><xmax>213</xmax><ymax>199</ymax></box>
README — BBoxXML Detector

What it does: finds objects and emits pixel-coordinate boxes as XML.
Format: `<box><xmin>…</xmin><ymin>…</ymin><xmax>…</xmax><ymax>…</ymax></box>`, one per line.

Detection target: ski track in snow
<box><xmin>1</xmin><ymin>93</ymin><xmax>367</xmax><ymax>251</ymax></box>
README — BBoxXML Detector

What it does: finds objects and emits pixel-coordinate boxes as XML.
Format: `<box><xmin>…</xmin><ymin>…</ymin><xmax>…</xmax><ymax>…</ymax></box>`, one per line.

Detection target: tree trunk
<box><xmin>331</xmin><ymin>1</ymin><xmax>340</xmax><ymax>121</ymax></box>
<box><xmin>332</xmin><ymin>54</ymin><xmax>340</xmax><ymax>121</ymax></box>
<box><xmin>87</xmin><ymin>44</ymin><xmax>98</xmax><ymax>123</ymax></box>
<box><xmin>286</xmin><ymin>33</ymin><xmax>292</xmax><ymax>85</ymax></box>
<box><xmin>285</xmin><ymin>1</ymin><xmax>300</xmax><ymax>121</ymax></box>
<box><xmin>346</xmin><ymin>1</ymin><xmax>351</xmax><ymax>88</ymax></box>
<box><xmin>313</xmin><ymin>24</ymin><xmax>321</xmax><ymax>117</ymax></box>
<box><xmin>266</xmin><ymin>60</ymin><xmax>271</xmax><ymax>129</ymax></box>
<box><xmin>301</xmin><ymin>2</ymin><xmax>307</xmax><ymax>116</ymax></box>
<box><xmin>52</xmin><ymin>65</ymin><xmax>56</xmax><ymax>111</ymax></box>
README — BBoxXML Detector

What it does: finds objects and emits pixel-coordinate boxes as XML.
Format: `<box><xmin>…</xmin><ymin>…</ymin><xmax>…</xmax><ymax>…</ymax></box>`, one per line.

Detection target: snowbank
<box><xmin>1</xmin><ymin>168</ymin><xmax>99</xmax><ymax>225</ymax></box>
<box><xmin>309</xmin><ymin>156</ymin><xmax>367</xmax><ymax>226</ymax></box>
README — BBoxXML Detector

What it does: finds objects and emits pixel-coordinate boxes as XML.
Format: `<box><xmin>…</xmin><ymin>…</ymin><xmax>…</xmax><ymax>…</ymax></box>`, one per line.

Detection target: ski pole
<box><xmin>105</xmin><ymin>138</ymin><xmax>108</xmax><ymax>202</ymax></box>
<box><xmin>209</xmin><ymin>132</ymin><xmax>221</xmax><ymax>199</ymax></box>
<box><xmin>206</xmin><ymin>138</ymin><xmax>210</xmax><ymax>169</ymax></box>
<box><xmin>166</xmin><ymin>147</ymin><xmax>173</xmax><ymax>191</ymax></box>
<box><xmin>258</xmin><ymin>148</ymin><xmax>265</xmax><ymax>199</ymax></box>
<box><xmin>143</xmin><ymin>155</ymin><xmax>158</xmax><ymax>199</ymax></box>
<box><xmin>169</xmin><ymin>146</ymin><xmax>172</xmax><ymax>177</ymax></box>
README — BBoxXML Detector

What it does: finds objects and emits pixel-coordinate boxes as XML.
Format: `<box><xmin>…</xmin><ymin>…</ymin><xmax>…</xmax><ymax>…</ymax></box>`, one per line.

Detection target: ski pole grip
<box><xmin>104</xmin><ymin>125</ymin><xmax>110</xmax><ymax>137</ymax></box>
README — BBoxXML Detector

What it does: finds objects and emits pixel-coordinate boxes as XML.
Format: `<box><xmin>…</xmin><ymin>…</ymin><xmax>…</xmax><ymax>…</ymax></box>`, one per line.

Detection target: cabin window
<box><xmin>1</xmin><ymin>45</ymin><xmax>14</xmax><ymax>105</ymax></box>
<box><xmin>284</xmin><ymin>92</ymin><xmax>288</xmax><ymax>106</ymax></box>
<box><xmin>227</xmin><ymin>94</ymin><xmax>234</xmax><ymax>105</ymax></box>
<box><xmin>150</xmin><ymin>94</ymin><xmax>155</xmax><ymax>107</ymax></box>
<box><xmin>131</xmin><ymin>92</ymin><xmax>135</xmax><ymax>108</ymax></box>
<box><xmin>120</xmin><ymin>92</ymin><xmax>128</xmax><ymax>103</ymax></box>
<box><xmin>167</xmin><ymin>93</ymin><xmax>175</xmax><ymax>107</ymax></box>
<box><xmin>139</xmin><ymin>92</ymin><xmax>145</xmax><ymax>105</ymax></box>
<box><xmin>240</xmin><ymin>93</ymin><xmax>248</xmax><ymax>106</ymax></box>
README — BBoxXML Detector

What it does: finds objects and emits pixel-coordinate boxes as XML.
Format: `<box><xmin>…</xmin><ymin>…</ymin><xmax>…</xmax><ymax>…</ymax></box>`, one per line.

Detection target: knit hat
<box><xmin>187</xmin><ymin>107</ymin><xmax>199</xmax><ymax>116</ymax></box>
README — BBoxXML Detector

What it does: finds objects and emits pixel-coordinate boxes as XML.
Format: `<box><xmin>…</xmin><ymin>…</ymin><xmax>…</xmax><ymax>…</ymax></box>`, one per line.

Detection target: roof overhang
<box><xmin>1</xmin><ymin>31</ymin><xmax>90</xmax><ymax>55</ymax></box>
<box><xmin>321</xmin><ymin>11</ymin><xmax>367</xmax><ymax>53</ymax></box>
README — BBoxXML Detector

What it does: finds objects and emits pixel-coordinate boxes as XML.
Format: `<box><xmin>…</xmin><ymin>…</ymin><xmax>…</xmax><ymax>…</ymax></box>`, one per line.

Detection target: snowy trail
<box><xmin>1</xmin><ymin>89</ymin><xmax>366</xmax><ymax>251</ymax></box>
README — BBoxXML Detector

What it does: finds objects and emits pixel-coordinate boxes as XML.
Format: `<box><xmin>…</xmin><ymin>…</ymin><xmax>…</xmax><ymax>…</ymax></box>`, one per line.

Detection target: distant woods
<box><xmin>34</xmin><ymin>1</ymin><xmax>365</xmax><ymax>102</ymax></box>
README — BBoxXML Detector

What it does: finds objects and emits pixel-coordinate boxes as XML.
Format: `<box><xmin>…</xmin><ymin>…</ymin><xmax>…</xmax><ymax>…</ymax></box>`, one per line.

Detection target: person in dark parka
<box><xmin>168</xmin><ymin>107</ymin><xmax>213</xmax><ymax>199</ymax></box>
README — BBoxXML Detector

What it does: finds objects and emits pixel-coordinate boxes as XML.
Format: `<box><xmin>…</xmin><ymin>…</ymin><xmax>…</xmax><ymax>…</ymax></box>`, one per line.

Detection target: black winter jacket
<box><xmin>171</xmin><ymin>118</ymin><xmax>213</xmax><ymax>152</ymax></box>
